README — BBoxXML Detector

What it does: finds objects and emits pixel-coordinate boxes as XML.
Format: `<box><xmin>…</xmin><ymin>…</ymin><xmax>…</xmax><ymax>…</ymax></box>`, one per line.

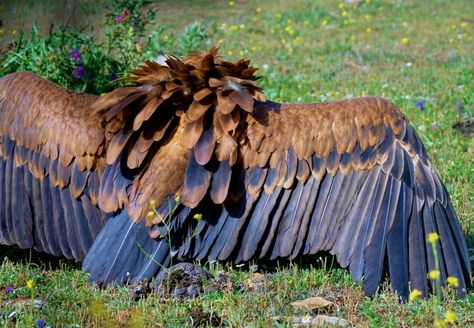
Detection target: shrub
<box><xmin>0</xmin><ymin>0</ymin><xmax>210</xmax><ymax>95</ymax></box>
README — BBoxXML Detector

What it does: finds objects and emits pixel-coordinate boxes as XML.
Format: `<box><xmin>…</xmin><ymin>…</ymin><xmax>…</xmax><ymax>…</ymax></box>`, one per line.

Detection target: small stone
<box><xmin>128</xmin><ymin>278</ymin><xmax>151</xmax><ymax>301</ymax></box>
<box><xmin>290</xmin><ymin>297</ymin><xmax>335</xmax><ymax>312</ymax></box>
<box><xmin>241</xmin><ymin>272</ymin><xmax>266</xmax><ymax>292</ymax></box>
<box><xmin>312</xmin><ymin>315</ymin><xmax>349</xmax><ymax>327</ymax></box>
<box><xmin>154</xmin><ymin>263</ymin><xmax>211</xmax><ymax>299</ymax></box>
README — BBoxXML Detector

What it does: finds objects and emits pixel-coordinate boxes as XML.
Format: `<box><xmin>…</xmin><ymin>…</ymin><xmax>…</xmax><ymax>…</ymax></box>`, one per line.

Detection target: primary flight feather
<box><xmin>0</xmin><ymin>48</ymin><xmax>470</xmax><ymax>298</ymax></box>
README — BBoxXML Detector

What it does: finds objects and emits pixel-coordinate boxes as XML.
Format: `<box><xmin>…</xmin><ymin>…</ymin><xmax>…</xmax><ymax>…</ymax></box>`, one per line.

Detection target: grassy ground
<box><xmin>0</xmin><ymin>0</ymin><xmax>473</xmax><ymax>327</ymax></box>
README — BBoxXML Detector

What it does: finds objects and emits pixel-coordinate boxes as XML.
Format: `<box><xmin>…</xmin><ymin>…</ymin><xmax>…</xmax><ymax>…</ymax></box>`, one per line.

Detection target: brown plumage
<box><xmin>0</xmin><ymin>49</ymin><xmax>470</xmax><ymax>298</ymax></box>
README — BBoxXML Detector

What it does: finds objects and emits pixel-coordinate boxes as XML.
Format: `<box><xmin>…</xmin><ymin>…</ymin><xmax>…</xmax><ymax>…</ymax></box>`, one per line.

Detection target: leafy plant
<box><xmin>0</xmin><ymin>0</ymin><xmax>210</xmax><ymax>95</ymax></box>
<box><xmin>103</xmin><ymin>0</ymin><xmax>157</xmax><ymax>69</ymax></box>
<box><xmin>1</xmin><ymin>24</ymin><xmax>121</xmax><ymax>94</ymax></box>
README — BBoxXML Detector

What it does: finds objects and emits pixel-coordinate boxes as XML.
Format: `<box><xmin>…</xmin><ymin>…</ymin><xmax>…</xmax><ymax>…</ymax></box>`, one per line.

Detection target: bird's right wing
<box><xmin>0</xmin><ymin>72</ymin><xmax>108</xmax><ymax>259</ymax></box>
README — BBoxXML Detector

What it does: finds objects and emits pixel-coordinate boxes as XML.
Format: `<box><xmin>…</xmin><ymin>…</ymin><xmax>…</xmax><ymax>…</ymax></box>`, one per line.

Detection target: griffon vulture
<box><xmin>0</xmin><ymin>49</ymin><xmax>471</xmax><ymax>298</ymax></box>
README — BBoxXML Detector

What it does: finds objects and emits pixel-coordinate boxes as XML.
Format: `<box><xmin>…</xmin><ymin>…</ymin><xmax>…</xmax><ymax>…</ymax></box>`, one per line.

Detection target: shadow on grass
<box><xmin>0</xmin><ymin>232</ymin><xmax>472</xmax><ymax>280</ymax></box>
<box><xmin>0</xmin><ymin>244</ymin><xmax>81</xmax><ymax>270</ymax></box>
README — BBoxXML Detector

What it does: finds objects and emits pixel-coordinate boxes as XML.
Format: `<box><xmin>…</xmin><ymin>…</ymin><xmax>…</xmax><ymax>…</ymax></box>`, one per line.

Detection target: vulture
<box><xmin>0</xmin><ymin>49</ymin><xmax>471</xmax><ymax>299</ymax></box>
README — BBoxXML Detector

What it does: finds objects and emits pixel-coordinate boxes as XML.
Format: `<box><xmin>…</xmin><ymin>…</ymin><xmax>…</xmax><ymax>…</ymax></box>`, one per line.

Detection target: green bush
<box><xmin>0</xmin><ymin>0</ymin><xmax>210</xmax><ymax>95</ymax></box>
<box><xmin>1</xmin><ymin>25</ymin><xmax>122</xmax><ymax>94</ymax></box>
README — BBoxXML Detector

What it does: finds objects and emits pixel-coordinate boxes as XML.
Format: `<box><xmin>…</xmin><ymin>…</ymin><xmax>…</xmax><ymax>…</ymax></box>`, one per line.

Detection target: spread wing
<box><xmin>78</xmin><ymin>50</ymin><xmax>470</xmax><ymax>297</ymax></box>
<box><xmin>174</xmin><ymin>96</ymin><xmax>471</xmax><ymax>298</ymax></box>
<box><xmin>0</xmin><ymin>72</ymin><xmax>108</xmax><ymax>259</ymax></box>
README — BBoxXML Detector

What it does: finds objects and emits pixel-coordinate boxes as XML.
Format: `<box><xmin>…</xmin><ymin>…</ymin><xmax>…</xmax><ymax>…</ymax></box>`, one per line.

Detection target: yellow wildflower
<box><xmin>341</xmin><ymin>11</ymin><xmax>349</xmax><ymax>17</ymax></box>
<box><xmin>447</xmin><ymin>276</ymin><xmax>459</xmax><ymax>288</ymax></box>
<box><xmin>228</xmin><ymin>1</ymin><xmax>235</xmax><ymax>6</ymax></box>
<box><xmin>149</xmin><ymin>200</ymin><xmax>156</xmax><ymax>208</ymax></box>
<box><xmin>174</xmin><ymin>194</ymin><xmax>180</xmax><ymax>202</ymax></box>
<box><xmin>293</xmin><ymin>36</ymin><xmax>302</xmax><ymax>44</ymax></box>
<box><xmin>427</xmin><ymin>232</ymin><xmax>440</xmax><ymax>243</ymax></box>
<box><xmin>251</xmin><ymin>46</ymin><xmax>257</xmax><ymax>51</ymax></box>
<box><xmin>256</xmin><ymin>7</ymin><xmax>261</xmax><ymax>13</ymax></box>
<box><xmin>146</xmin><ymin>211</ymin><xmax>155</xmax><ymax>218</ymax></box>
<box><xmin>163</xmin><ymin>35</ymin><xmax>169</xmax><ymax>42</ymax></box>
<box><xmin>193</xmin><ymin>213</ymin><xmax>203</xmax><ymax>220</ymax></box>
<box><xmin>434</xmin><ymin>319</ymin><xmax>446</xmax><ymax>328</ymax></box>
<box><xmin>366</xmin><ymin>27</ymin><xmax>372</xmax><ymax>33</ymax></box>
<box><xmin>26</xmin><ymin>279</ymin><xmax>35</xmax><ymax>289</ymax></box>
<box><xmin>401</xmin><ymin>37</ymin><xmax>409</xmax><ymax>44</ymax></box>
<box><xmin>460</xmin><ymin>22</ymin><xmax>467</xmax><ymax>28</ymax></box>
<box><xmin>428</xmin><ymin>270</ymin><xmax>440</xmax><ymax>280</ymax></box>
<box><xmin>365</xmin><ymin>0</ymin><xmax>371</xmax><ymax>3</ymax></box>
<box><xmin>321</xmin><ymin>20</ymin><xmax>328</xmax><ymax>27</ymax></box>
<box><xmin>338</xmin><ymin>3</ymin><xmax>344</xmax><ymax>9</ymax></box>
<box><xmin>409</xmin><ymin>288</ymin><xmax>422</xmax><ymax>301</ymax></box>
<box><xmin>364</xmin><ymin>15</ymin><xmax>371</xmax><ymax>21</ymax></box>
<box><xmin>229</xmin><ymin>25</ymin><xmax>239</xmax><ymax>32</ymax></box>
<box><xmin>12</xmin><ymin>30</ymin><xmax>17</xmax><ymax>36</ymax></box>
<box><xmin>301</xmin><ymin>315</ymin><xmax>313</xmax><ymax>325</ymax></box>
<box><xmin>444</xmin><ymin>310</ymin><xmax>457</xmax><ymax>324</ymax></box>
<box><xmin>218</xmin><ymin>39</ymin><xmax>224</xmax><ymax>44</ymax></box>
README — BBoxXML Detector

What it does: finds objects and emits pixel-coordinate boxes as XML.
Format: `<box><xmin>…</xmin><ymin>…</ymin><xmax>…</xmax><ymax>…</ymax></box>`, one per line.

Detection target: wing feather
<box><xmin>159</xmin><ymin>96</ymin><xmax>471</xmax><ymax>297</ymax></box>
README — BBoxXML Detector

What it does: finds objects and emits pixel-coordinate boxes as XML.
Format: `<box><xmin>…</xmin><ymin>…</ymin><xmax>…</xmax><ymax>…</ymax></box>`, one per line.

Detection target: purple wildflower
<box><xmin>70</xmin><ymin>49</ymin><xmax>82</xmax><ymax>62</ymax></box>
<box><xmin>116</xmin><ymin>14</ymin><xmax>124</xmax><ymax>23</ymax></box>
<box><xmin>415</xmin><ymin>100</ymin><xmax>425</xmax><ymax>110</ymax></box>
<box><xmin>73</xmin><ymin>64</ymin><xmax>85</xmax><ymax>79</ymax></box>
<box><xmin>109</xmin><ymin>71</ymin><xmax>118</xmax><ymax>80</ymax></box>
<box><xmin>4</xmin><ymin>286</ymin><xmax>14</xmax><ymax>294</ymax></box>
<box><xmin>37</xmin><ymin>319</ymin><xmax>46</xmax><ymax>328</ymax></box>
<box><xmin>131</xmin><ymin>20</ymin><xmax>137</xmax><ymax>28</ymax></box>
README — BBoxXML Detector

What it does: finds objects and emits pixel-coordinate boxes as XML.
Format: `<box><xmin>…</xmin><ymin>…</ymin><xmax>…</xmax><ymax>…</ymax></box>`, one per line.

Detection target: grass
<box><xmin>0</xmin><ymin>0</ymin><xmax>473</xmax><ymax>326</ymax></box>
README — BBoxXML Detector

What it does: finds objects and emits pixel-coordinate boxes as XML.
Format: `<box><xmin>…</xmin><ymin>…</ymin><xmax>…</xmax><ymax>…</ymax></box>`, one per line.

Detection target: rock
<box><xmin>189</xmin><ymin>308</ymin><xmax>223</xmax><ymax>327</ymax></box>
<box><xmin>128</xmin><ymin>278</ymin><xmax>151</xmax><ymax>301</ymax></box>
<box><xmin>274</xmin><ymin>315</ymin><xmax>349</xmax><ymax>327</ymax></box>
<box><xmin>290</xmin><ymin>297</ymin><xmax>335</xmax><ymax>312</ymax></box>
<box><xmin>453</xmin><ymin>117</ymin><xmax>474</xmax><ymax>138</ymax></box>
<box><xmin>205</xmin><ymin>271</ymin><xmax>234</xmax><ymax>293</ymax></box>
<box><xmin>154</xmin><ymin>263</ymin><xmax>212</xmax><ymax>299</ymax></box>
<box><xmin>241</xmin><ymin>272</ymin><xmax>267</xmax><ymax>292</ymax></box>
<box><xmin>5</xmin><ymin>298</ymin><xmax>45</xmax><ymax>309</ymax></box>
<box><xmin>312</xmin><ymin>315</ymin><xmax>349</xmax><ymax>327</ymax></box>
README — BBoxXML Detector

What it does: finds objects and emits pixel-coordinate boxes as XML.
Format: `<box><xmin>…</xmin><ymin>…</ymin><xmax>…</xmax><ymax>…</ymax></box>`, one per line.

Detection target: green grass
<box><xmin>0</xmin><ymin>0</ymin><xmax>473</xmax><ymax>326</ymax></box>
